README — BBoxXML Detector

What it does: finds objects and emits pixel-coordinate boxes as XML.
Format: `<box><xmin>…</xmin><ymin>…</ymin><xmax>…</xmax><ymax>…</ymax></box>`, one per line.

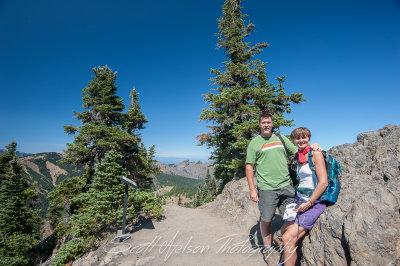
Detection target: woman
<box><xmin>279</xmin><ymin>127</ymin><xmax>328</xmax><ymax>266</ymax></box>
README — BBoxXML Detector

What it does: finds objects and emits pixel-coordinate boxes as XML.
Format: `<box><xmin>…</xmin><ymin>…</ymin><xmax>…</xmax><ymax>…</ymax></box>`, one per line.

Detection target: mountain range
<box><xmin>0</xmin><ymin>148</ymin><xmax>32</xmax><ymax>157</ymax></box>
<box><xmin>155</xmin><ymin>160</ymin><xmax>213</xmax><ymax>180</ymax></box>
<box><xmin>13</xmin><ymin>151</ymin><xmax>212</xmax><ymax>217</ymax></box>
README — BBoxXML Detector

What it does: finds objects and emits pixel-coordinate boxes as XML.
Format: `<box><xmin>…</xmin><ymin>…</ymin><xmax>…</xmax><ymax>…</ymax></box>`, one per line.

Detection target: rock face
<box><xmin>208</xmin><ymin>125</ymin><xmax>400</xmax><ymax>265</ymax></box>
<box><xmin>155</xmin><ymin>160</ymin><xmax>213</xmax><ymax>179</ymax></box>
<box><xmin>205</xmin><ymin>177</ymin><xmax>260</xmax><ymax>229</ymax></box>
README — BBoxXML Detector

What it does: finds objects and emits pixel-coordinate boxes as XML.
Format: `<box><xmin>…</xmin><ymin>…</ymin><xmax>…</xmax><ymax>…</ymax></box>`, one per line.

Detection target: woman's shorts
<box><xmin>294</xmin><ymin>196</ymin><xmax>326</xmax><ymax>230</ymax></box>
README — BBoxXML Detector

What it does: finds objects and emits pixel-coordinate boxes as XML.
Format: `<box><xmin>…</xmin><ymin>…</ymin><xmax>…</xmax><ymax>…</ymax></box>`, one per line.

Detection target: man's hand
<box><xmin>250</xmin><ymin>188</ymin><xmax>258</xmax><ymax>202</ymax></box>
<box><xmin>310</xmin><ymin>143</ymin><xmax>323</xmax><ymax>151</ymax></box>
<box><xmin>246</xmin><ymin>163</ymin><xmax>258</xmax><ymax>202</ymax></box>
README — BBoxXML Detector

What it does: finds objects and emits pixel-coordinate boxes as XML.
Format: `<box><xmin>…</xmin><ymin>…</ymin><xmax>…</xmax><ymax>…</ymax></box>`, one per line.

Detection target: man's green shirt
<box><xmin>246</xmin><ymin>134</ymin><xmax>297</xmax><ymax>190</ymax></box>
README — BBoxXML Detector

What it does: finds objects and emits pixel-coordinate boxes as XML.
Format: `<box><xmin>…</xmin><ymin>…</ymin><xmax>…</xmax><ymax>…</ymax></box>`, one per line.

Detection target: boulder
<box><xmin>207</xmin><ymin>125</ymin><xmax>400</xmax><ymax>265</ymax></box>
<box><xmin>204</xmin><ymin>177</ymin><xmax>260</xmax><ymax>229</ymax></box>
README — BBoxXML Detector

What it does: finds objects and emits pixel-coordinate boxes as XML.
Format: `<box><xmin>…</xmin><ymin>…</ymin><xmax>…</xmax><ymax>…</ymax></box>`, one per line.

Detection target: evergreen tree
<box><xmin>0</xmin><ymin>142</ymin><xmax>41</xmax><ymax>265</ymax></box>
<box><xmin>60</xmin><ymin>66</ymin><xmax>157</xmax><ymax>188</ymax></box>
<box><xmin>49</xmin><ymin>66</ymin><xmax>162</xmax><ymax>264</ymax></box>
<box><xmin>193</xmin><ymin>184</ymin><xmax>203</xmax><ymax>207</ymax></box>
<box><xmin>52</xmin><ymin>151</ymin><xmax>162</xmax><ymax>265</ymax></box>
<box><xmin>190</xmin><ymin>169</ymin><xmax>218</xmax><ymax>208</ymax></box>
<box><xmin>210</xmin><ymin>177</ymin><xmax>217</xmax><ymax>197</ymax></box>
<box><xmin>202</xmin><ymin>169</ymin><xmax>211</xmax><ymax>200</ymax></box>
<box><xmin>204</xmin><ymin>169</ymin><xmax>212</xmax><ymax>188</ymax></box>
<box><xmin>198</xmin><ymin>0</ymin><xmax>305</xmax><ymax>188</ymax></box>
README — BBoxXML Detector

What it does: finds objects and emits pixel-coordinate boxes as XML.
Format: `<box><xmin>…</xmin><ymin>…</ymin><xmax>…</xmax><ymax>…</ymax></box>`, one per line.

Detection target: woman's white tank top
<box><xmin>297</xmin><ymin>162</ymin><xmax>315</xmax><ymax>200</ymax></box>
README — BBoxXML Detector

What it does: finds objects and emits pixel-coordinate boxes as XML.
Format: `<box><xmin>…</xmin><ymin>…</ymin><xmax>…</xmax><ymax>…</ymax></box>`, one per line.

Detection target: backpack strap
<box><xmin>307</xmin><ymin>150</ymin><xmax>318</xmax><ymax>189</ymax></box>
<box><xmin>293</xmin><ymin>152</ymin><xmax>299</xmax><ymax>164</ymax></box>
<box><xmin>277</xmin><ymin>133</ymin><xmax>299</xmax><ymax>186</ymax></box>
<box><xmin>276</xmin><ymin>133</ymin><xmax>289</xmax><ymax>160</ymax></box>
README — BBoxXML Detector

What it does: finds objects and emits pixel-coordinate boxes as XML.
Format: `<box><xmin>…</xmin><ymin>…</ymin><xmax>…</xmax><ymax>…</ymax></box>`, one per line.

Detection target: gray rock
<box><xmin>204</xmin><ymin>176</ymin><xmax>260</xmax><ymax>229</ymax></box>
<box><xmin>72</xmin><ymin>251</ymin><xmax>99</xmax><ymax>266</ymax></box>
<box><xmin>208</xmin><ymin>125</ymin><xmax>400</xmax><ymax>265</ymax></box>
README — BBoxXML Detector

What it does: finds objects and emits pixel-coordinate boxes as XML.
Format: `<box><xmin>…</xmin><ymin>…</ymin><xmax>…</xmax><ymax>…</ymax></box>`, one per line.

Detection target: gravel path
<box><xmin>74</xmin><ymin>204</ymin><xmax>268</xmax><ymax>266</ymax></box>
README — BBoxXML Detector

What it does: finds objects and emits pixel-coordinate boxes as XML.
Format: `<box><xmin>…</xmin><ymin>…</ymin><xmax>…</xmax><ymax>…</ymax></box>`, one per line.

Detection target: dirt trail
<box><xmin>74</xmin><ymin>204</ymin><xmax>268</xmax><ymax>266</ymax></box>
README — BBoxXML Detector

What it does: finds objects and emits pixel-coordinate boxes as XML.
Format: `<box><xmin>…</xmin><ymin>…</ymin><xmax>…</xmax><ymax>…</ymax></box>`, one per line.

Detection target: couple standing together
<box><xmin>246</xmin><ymin>111</ymin><xmax>328</xmax><ymax>265</ymax></box>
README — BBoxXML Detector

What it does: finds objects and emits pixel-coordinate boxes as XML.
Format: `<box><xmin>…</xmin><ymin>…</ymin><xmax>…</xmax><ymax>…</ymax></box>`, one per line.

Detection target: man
<box><xmin>246</xmin><ymin>112</ymin><xmax>320</xmax><ymax>251</ymax></box>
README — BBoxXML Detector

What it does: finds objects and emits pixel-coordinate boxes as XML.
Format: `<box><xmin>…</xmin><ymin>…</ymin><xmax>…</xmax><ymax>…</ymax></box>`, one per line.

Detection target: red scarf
<box><xmin>298</xmin><ymin>145</ymin><xmax>311</xmax><ymax>164</ymax></box>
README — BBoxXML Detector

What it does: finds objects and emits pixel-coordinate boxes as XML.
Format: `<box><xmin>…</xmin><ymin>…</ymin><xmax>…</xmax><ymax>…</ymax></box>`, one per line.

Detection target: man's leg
<box><xmin>277</xmin><ymin>185</ymin><xmax>296</xmax><ymax>218</ymax></box>
<box><xmin>258</xmin><ymin>189</ymin><xmax>279</xmax><ymax>248</ymax></box>
<box><xmin>260</xmin><ymin>220</ymin><xmax>272</xmax><ymax>247</ymax></box>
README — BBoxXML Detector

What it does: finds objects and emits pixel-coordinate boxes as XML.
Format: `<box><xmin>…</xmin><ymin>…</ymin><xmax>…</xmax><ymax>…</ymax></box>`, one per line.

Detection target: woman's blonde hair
<box><xmin>290</xmin><ymin>127</ymin><xmax>311</xmax><ymax>141</ymax></box>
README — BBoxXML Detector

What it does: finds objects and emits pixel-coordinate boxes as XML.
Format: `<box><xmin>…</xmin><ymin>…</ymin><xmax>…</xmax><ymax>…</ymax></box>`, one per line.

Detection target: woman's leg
<box><xmin>281</xmin><ymin>223</ymin><xmax>308</xmax><ymax>266</ymax></box>
<box><xmin>280</xmin><ymin>221</ymin><xmax>294</xmax><ymax>235</ymax></box>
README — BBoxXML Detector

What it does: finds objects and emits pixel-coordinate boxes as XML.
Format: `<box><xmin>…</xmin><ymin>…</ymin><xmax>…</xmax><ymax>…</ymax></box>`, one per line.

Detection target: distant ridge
<box><xmin>0</xmin><ymin>149</ymin><xmax>32</xmax><ymax>157</ymax></box>
<box><xmin>155</xmin><ymin>160</ymin><xmax>213</xmax><ymax>180</ymax></box>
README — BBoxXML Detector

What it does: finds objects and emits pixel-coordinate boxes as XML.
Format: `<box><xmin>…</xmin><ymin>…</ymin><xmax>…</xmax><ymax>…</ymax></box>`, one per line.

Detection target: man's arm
<box><xmin>310</xmin><ymin>143</ymin><xmax>322</xmax><ymax>151</ymax></box>
<box><xmin>246</xmin><ymin>163</ymin><xmax>258</xmax><ymax>202</ymax></box>
<box><xmin>291</xmin><ymin>143</ymin><xmax>322</xmax><ymax>155</ymax></box>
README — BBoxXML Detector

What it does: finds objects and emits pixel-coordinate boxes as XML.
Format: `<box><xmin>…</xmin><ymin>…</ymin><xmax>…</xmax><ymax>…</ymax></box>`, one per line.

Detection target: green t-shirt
<box><xmin>246</xmin><ymin>134</ymin><xmax>297</xmax><ymax>190</ymax></box>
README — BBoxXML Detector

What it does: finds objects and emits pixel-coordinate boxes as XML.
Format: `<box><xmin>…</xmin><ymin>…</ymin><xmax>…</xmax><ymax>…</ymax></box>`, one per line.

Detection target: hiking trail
<box><xmin>73</xmin><ymin>203</ymin><xmax>268</xmax><ymax>266</ymax></box>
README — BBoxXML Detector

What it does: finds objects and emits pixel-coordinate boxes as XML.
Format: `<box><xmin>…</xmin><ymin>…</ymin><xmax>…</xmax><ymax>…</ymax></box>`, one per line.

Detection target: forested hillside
<box><xmin>19</xmin><ymin>153</ymin><xmax>84</xmax><ymax>217</ymax></box>
<box><xmin>154</xmin><ymin>173</ymin><xmax>204</xmax><ymax>198</ymax></box>
<box><xmin>17</xmin><ymin>151</ymin><xmax>211</xmax><ymax>217</ymax></box>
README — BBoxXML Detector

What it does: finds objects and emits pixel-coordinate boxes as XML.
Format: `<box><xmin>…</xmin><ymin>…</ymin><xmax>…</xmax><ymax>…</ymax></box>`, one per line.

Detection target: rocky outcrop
<box><xmin>204</xmin><ymin>177</ymin><xmax>260</xmax><ymax>229</ymax></box>
<box><xmin>155</xmin><ymin>160</ymin><xmax>213</xmax><ymax>179</ymax></box>
<box><xmin>299</xmin><ymin>125</ymin><xmax>400</xmax><ymax>266</ymax></box>
<box><xmin>207</xmin><ymin>125</ymin><xmax>400</xmax><ymax>265</ymax></box>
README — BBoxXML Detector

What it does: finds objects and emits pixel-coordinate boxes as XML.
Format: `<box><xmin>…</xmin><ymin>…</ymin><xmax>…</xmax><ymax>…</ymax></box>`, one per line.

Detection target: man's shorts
<box><xmin>258</xmin><ymin>185</ymin><xmax>296</xmax><ymax>222</ymax></box>
<box><xmin>294</xmin><ymin>196</ymin><xmax>326</xmax><ymax>230</ymax></box>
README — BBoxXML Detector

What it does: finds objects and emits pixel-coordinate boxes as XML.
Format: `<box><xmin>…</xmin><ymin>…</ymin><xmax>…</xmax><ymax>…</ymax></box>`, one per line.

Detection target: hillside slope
<box><xmin>20</xmin><ymin>152</ymin><xmax>84</xmax><ymax>217</ymax></box>
<box><xmin>19</xmin><ymin>153</ymin><xmax>211</xmax><ymax>217</ymax></box>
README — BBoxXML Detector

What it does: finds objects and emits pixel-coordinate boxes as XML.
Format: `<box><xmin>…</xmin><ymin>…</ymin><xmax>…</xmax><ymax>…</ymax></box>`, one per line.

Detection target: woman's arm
<box><xmin>309</xmin><ymin>151</ymin><xmax>328</xmax><ymax>203</ymax></box>
<box><xmin>296</xmin><ymin>151</ymin><xmax>328</xmax><ymax>212</ymax></box>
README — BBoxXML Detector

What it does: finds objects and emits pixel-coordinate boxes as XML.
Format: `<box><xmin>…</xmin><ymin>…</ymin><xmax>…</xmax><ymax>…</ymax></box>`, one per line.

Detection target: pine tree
<box><xmin>193</xmin><ymin>184</ymin><xmax>203</xmax><ymax>207</ymax></box>
<box><xmin>60</xmin><ymin>66</ymin><xmax>157</xmax><ymax>188</ymax></box>
<box><xmin>204</xmin><ymin>169</ymin><xmax>212</xmax><ymax>188</ymax></box>
<box><xmin>190</xmin><ymin>169</ymin><xmax>218</xmax><ymax>208</ymax></box>
<box><xmin>0</xmin><ymin>142</ymin><xmax>41</xmax><ymax>265</ymax></box>
<box><xmin>51</xmin><ymin>151</ymin><xmax>163</xmax><ymax>265</ymax></box>
<box><xmin>68</xmin><ymin>151</ymin><xmax>130</xmax><ymax>240</ymax></box>
<box><xmin>49</xmin><ymin>66</ymin><xmax>162</xmax><ymax>264</ymax></box>
<box><xmin>198</xmin><ymin>0</ymin><xmax>305</xmax><ymax>188</ymax></box>
<box><xmin>210</xmin><ymin>177</ymin><xmax>217</xmax><ymax>197</ymax></box>
<box><xmin>202</xmin><ymin>169</ymin><xmax>211</xmax><ymax>199</ymax></box>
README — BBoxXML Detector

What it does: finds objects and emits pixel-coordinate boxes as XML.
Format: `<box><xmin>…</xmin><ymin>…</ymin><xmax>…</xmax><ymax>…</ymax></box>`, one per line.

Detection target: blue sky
<box><xmin>1</xmin><ymin>0</ymin><xmax>399</xmax><ymax>164</ymax></box>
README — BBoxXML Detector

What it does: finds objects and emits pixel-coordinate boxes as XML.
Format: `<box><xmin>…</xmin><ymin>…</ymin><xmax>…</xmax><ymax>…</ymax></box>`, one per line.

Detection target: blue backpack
<box><xmin>295</xmin><ymin>150</ymin><xmax>342</xmax><ymax>205</ymax></box>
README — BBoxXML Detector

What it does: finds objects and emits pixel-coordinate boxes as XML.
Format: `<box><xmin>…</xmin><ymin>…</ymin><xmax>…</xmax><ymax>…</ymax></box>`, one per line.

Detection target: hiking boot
<box><xmin>273</xmin><ymin>231</ymin><xmax>283</xmax><ymax>251</ymax></box>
